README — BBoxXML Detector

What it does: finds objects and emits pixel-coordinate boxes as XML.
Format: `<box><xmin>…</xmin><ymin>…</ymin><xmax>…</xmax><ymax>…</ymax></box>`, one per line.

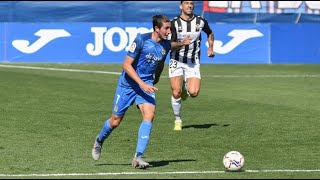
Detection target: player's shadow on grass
<box><xmin>95</xmin><ymin>159</ymin><xmax>196</xmax><ymax>168</ymax></box>
<box><xmin>149</xmin><ymin>159</ymin><xmax>196</xmax><ymax>167</ymax></box>
<box><xmin>183</xmin><ymin>123</ymin><xmax>230</xmax><ymax>129</ymax></box>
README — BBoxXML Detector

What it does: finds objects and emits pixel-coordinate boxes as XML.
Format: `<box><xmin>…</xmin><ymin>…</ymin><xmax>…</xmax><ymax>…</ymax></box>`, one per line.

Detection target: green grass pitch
<box><xmin>0</xmin><ymin>63</ymin><xmax>320</xmax><ymax>179</ymax></box>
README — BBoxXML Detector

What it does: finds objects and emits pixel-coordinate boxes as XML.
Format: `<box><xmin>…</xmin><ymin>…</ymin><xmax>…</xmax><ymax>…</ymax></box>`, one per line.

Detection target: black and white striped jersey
<box><xmin>170</xmin><ymin>15</ymin><xmax>212</xmax><ymax>64</ymax></box>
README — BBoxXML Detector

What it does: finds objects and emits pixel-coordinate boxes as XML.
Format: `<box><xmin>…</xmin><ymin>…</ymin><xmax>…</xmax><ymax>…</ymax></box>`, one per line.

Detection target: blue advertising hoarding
<box><xmin>1</xmin><ymin>22</ymin><xmax>270</xmax><ymax>64</ymax></box>
<box><xmin>5</xmin><ymin>23</ymin><xmax>152</xmax><ymax>63</ymax></box>
<box><xmin>0</xmin><ymin>22</ymin><xmax>319</xmax><ymax>64</ymax></box>
<box><xmin>210</xmin><ymin>23</ymin><xmax>270</xmax><ymax>64</ymax></box>
<box><xmin>271</xmin><ymin>24</ymin><xmax>320</xmax><ymax>64</ymax></box>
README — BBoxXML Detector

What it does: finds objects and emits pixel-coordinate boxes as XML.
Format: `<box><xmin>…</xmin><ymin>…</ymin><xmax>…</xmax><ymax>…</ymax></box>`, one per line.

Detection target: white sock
<box><xmin>171</xmin><ymin>96</ymin><xmax>182</xmax><ymax>121</ymax></box>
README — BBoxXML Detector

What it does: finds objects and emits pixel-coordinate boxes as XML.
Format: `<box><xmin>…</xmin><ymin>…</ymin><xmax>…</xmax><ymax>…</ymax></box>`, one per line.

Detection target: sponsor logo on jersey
<box><xmin>146</xmin><ymin>53</ymin><xmax>162</xmax><ymax>62</ymax></box>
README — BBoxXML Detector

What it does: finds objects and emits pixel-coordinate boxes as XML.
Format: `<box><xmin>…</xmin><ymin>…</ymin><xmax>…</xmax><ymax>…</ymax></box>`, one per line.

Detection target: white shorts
<box><xmin>168</xmin><ymin>59</ymin><xmax>201</xmax><ymax>79</ymax></box>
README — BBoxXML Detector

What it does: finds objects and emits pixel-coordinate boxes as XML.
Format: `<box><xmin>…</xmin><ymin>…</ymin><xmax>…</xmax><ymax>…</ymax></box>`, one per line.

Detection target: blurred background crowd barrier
<box><xmin>1</xmin><ymin>1</ymin><xmax>320</xmax><ymax>23</ymax></box>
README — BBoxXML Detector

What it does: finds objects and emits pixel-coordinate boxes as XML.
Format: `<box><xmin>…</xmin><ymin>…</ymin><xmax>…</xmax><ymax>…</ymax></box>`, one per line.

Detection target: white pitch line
<box><xmin>0</xmin><ymin>64</ymin><xmax>320</xmax><ymax>78</ymax></box>
<box><xmin>0</xmin><ymin>169</ymin><xmax>320</xmax><ymax>177</ymax></box>
<box><xmin>203</xmin><ymin>74</ymin><xmax>320</xmax><ymax>78</ymax></box>
<box><xmin>0</xmin><ymin>64</ymin><xmax>121</xmax><ymax>75</ymax></box>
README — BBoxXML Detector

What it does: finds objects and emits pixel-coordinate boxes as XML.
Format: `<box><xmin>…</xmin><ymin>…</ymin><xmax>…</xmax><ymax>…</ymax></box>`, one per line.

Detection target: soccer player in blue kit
<box><xmin>91</xmin><ymin>15</ymin><xmax>171</xmax><ymax>169</ymax></box>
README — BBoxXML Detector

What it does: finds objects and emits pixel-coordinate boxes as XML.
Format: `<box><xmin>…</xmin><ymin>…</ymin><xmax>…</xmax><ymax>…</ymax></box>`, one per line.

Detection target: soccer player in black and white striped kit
<box><xmin>169</xmin><ymin>1</ymin><xmax>215</xmax><ymax>131</ymax></box>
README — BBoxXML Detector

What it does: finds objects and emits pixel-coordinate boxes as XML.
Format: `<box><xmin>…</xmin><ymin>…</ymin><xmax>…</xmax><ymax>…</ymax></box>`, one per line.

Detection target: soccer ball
<box><xmin>223</xmin><ymin>151</ymin><xmax>245</xmax><ymax>171</ymax></box>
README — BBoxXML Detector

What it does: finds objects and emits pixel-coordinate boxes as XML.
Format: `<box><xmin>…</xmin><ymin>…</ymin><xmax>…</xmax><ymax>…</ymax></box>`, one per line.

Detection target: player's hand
<box><xmin>182</xmin><ymin>35</ymin><xmax>191</xmax><ymax>45</ymax></box>
<box><xmin>207</xmin><ymin>48</ymin><xmax>215</xmax><ymax>58</ymax></box>
<box><xmin>141</xmin><ymin>83</ymin><xmax>158</xmax><ymax>93</ymax></box>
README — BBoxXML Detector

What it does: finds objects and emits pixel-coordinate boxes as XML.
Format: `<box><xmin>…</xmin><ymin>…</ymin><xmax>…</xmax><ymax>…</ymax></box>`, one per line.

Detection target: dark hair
<box><xmin>152</xmin><ymin>15</ymin><xmax>170</xmax><ymax>31</ymax></box>
<box><xmin>181</xmin><ymin>1</ymin><xmax>193</xmax><ymax>4</ymax></box>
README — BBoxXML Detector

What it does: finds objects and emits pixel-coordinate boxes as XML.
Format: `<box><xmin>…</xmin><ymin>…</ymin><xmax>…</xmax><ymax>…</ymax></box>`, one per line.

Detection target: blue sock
<box><xmin>136</xmin><ymin>121</ymin><xmax>153</xmax><ymax>157</ymax></box>
<box><xmin>97</xmin><ymin>119</ymin><xmax>113</xmax><ymax>144</ymax></box>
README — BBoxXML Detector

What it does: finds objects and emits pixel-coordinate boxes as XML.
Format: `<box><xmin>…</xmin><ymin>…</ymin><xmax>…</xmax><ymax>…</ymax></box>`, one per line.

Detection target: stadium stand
<box><xmin>0</xmin><ymin>1</ymin><xmax>319</xmax><ymax>23</ymax></box>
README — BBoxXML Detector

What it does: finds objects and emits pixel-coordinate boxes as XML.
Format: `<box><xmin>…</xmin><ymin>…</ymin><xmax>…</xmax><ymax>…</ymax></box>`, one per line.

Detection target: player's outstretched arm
<box><xmin>171</xmin><ymin>36</ymin><xmax>191</xmax><ymax>50</ymax></box>
<box><xmin>207</xmin><ymin>33</ymin><xmax>215</xmax><ymax>57</ymax></box>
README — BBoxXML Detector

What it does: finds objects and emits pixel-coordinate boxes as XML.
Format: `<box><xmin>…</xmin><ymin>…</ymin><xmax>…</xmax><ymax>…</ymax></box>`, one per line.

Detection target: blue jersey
<box><xmin>118</xmin><ymin>33</ymin><xmax>171</xmax><ymax>88</ymax></box>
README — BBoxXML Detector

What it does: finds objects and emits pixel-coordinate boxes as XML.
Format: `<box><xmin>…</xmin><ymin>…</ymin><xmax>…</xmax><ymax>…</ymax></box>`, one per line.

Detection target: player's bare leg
<box><xmin>92</xmin><ymin>114</ymin><xmax>123</xmax><ymax>160</ymax></box>
<box><xmin>185</xmin><ymin>77</ymin><xmax>201</xmax><ymax>98</ymax></box>
<box><xmin>170</xmin><ymin>76</ymin><xmax>184</xmax><ymax>130</ymax></box>
<box><xmin>131</xmin><ymin>103</ymin><xmax>154</xmax><ymax>169</ymax></box>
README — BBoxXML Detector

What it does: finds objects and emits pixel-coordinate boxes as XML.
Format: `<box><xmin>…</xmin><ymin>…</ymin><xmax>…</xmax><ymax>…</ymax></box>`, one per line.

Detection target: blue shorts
<box><xmin>111</xmin><ymin>85</ymin><xmax>156</xmax><ymax>115</ymax></box>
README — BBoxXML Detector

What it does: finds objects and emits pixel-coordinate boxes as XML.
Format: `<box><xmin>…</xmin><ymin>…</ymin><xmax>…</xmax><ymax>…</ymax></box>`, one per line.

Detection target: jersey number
<box><xmin>169</xmin><ymin>60</ymin><xmax>177</xmax><ymax>69</ymax></box>
<box><xmin>115</xmin><ymin>94</ymin><xmax>120</xmax><ymax>104</ymax></box>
